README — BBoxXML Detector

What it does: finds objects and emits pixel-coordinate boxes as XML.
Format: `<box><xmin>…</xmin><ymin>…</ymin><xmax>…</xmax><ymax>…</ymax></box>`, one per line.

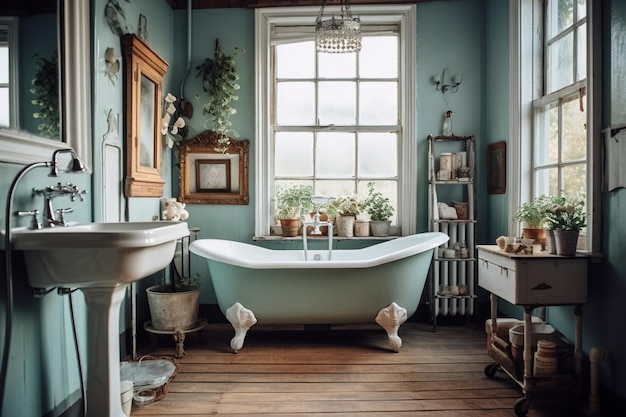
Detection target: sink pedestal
<box><xmin>81</xmin><ymin>285</ymin><xmax>128</xmax><ymax>417</ymax></box>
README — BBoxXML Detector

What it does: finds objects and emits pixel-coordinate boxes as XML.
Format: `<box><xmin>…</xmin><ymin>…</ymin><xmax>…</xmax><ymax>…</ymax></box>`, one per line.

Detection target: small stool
<box><xmin>144</xmin><ymin>318</ymin><xmax>207</xmax><ymax>358</ymax></box>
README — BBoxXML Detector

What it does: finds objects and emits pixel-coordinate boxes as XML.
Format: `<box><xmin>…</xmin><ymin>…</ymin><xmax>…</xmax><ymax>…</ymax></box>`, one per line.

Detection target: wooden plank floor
<box><xmin>129</xmin><ymin>322</ymin><xmax>586</xmax><ymax>416</ymax></box>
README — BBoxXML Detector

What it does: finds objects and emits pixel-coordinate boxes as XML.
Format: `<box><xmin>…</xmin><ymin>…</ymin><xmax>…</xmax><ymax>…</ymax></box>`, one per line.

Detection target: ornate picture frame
<box><xmin>487</xmin><ymin>141</ymin><xmax>506</xmax><ymax>194</ymax></box>
<box><xmin>122</xmin><ymin>34</ymin><xmax>168</xmax><ymax>197</ymax></box>
<box><xmin>178</xmin><ymin>130</ymin><xmax>249</xmax><ymax>205</ymax></box>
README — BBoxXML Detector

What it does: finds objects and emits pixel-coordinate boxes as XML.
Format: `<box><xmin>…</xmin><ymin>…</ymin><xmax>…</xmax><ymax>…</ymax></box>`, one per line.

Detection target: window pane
<box><xmin>315</xmin><ymin>180</ymin><xmax>357</xmax><ymax>198</ymax></box>
<box><xmin>359</xmin><ymin>36</ymin><xmax>398</xmax><ymax>78</ymax></box>
<box><xmin>0</xmin><ymin>87</ymin><xmax>8</xmax><ymax>126</ymax></box>
<box><xmin>535</xmin><ymin>167</ymin><xmax>559</xmax><ymax>197</ymax></box>
<box><xmin>277</xmin><ymin>82</ymin><xmax>315</xmax><ymax>125</ymax></box>
<box><xmin>535</xmin><ymin>103</ymin><xmax>559</xmax><ymax>165</ymax></box>
<box><xmin>561</xmin><ymin>96</ymin><xmax>586</xmax><ymax>162</ymax></box>
<box><xmin>275</xmin><ymin>132</ymin><xmax>313</xmax><ymax>176</ymax></box>
<box><xmin>547</xmin><ymin>33</ymin><xmax>573</xmax><ymax>92</ymax></box>
<box><xmin>318</xmin><ymin>51</ymin><xmax>355</xmax><ymax>78</ymax></box>
<box><xmin>0</xmin><ymin>46</ymin><xmax>8</xmax><ymax>83</ymax></box>
<box><xmin>359</xmin><ymin>82</ymin><xmax>397</xmax><ymax>125</ymax></box>
<box><xmin>577</xmin><ymin>24</ymin><xmax>587</xmax><ymax>81</ymax></box>
<box><xmin>358</xmin><ymin>133</ymin><xmax>397</xmax><ymax>177</ymax></box>
<box><xmin>562</xmin><ymin>163</ymin><xmax>586</xmax><ymax>196</ymax></box>
<box><xmin>276</xmin><ymin>42</ymin><xmax>315</xmax><ymax>79</ymax></box>
<box><xmin>547</xmin><ymin>0</ymin><xmax>573</xmax><ymax>38</ymax></box>
<box><xmin>577</xmin><ymin>0</ymin><xmax>587</xmax><ymax>21</ymax></box>
<box><xmin>318</xmin><ymin>81</ymin><xmax>356</xmax><ymax>125</ymax></box>
<box><xmin>316</xmin><ymin>132</ymin><xmax>355</xmax><ymax>177</ymax></box>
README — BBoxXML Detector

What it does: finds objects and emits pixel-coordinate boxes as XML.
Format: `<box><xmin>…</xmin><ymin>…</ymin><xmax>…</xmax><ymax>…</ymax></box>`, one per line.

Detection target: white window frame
<box><xmin>254</xmin><ymin>5</ymin><xmax>417</xmax><ymax>237</ymax></box>
<box><xmin>1</xmin><ymin>17</ymin><xmax>19</xmax><ymax>129</ymax></box>
<box><xmin>509</xmin><ymin>0</ymin><xmax>602</xmax><ymax>254</ymax></box>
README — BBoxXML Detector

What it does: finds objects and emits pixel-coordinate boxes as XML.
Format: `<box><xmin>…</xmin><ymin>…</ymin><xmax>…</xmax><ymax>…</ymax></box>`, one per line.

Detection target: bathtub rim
<box><xmin>189</xmin><ymin>232</ymin><xmax>449</xmax><ymax>269</ymax></box>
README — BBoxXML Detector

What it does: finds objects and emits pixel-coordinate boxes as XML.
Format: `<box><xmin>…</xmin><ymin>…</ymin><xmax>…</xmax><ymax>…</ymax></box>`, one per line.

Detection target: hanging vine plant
<box><xmin>30</xmin><ymin>51</ymin><xmax>60</xmax><ymax>139</ymax></box>
<box><xmin>196</xmin><ymin>39</ymin><xmax>244</xmax><ymax>153</ymax></box>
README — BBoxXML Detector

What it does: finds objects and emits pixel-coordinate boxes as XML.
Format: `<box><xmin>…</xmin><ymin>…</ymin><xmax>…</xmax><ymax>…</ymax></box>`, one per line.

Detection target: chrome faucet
<box><xmin>33</xmin><ymin>182</ymin><xmax>87</xmax><ymax>227</ymax></box>
<box><xmin>302</xmin><ymin>196</ymin><xmax>335</xmax><ymax>261</ymax></box>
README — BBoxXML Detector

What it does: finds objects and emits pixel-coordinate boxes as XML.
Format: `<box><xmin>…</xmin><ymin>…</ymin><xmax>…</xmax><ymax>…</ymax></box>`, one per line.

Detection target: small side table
<box><xmin>144</xmin><ymin>318</ymin><xmax>207</xmax><ymax>358</ymax></box>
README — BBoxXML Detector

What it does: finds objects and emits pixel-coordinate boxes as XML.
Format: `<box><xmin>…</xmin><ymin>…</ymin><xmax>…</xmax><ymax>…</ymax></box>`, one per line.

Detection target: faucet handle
<box><xmin>55</xmin><ymin>208</ymin><xmax>73</xmax><ymax>226</ymax></box>
<box><xmin>16</xmin><ymin>209</ymin><xmax>42</xmax><ymax>230</ymax></box>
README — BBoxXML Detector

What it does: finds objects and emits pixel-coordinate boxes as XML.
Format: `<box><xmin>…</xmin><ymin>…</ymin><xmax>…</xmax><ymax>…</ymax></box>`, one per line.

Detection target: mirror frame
<box><xmin>0</xmin><ymin>0</ymin><xmax>92</xmax><ymax>169</ymax></box>
<box><xmin>178</xmin><ymin>130</ymin><xmax>249</xmax><ymax>205</ymax></box>
<box><xmin>122</xmin><ymin>34</ymin><xmax>167</xmax><ymax>197</ymax></box>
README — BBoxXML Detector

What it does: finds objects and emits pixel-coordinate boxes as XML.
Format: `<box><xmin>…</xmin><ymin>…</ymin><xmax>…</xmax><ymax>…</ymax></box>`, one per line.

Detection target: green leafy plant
<box><xmin>196</xmin><ymin>39</ymin><xmax>243</xmax><ymax>153</ymax></box>
<box><xmin>513</xmin><ymin>195</ymin><xmax>553</xmax><ymax>229</ymax></box>
<box><xmin>31</xmin><ymin>51</ymin><xmax>59</xmax><ymax>139</ymax></box>
<box><xmin>360</xmin><ymin>182</ymin><xmax>395</xmax><ymax>221</ymax></box>
<box><xmin>545</xmin><ymin>194</ymin><xmax>587</xmax><ymax>231</ymax></box>
<box><xmin>275</xmin><ymin>184</ymin><xmax>314</xmax><ymax>221</ymax></box>
<box><xmin>331</xmin><ymin>194</ymin><xmax>361</xmax><ymax>217</ymax></box>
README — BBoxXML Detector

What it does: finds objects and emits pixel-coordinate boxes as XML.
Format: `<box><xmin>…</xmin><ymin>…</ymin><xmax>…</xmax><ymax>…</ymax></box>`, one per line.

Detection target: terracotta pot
<box><xmin>280</xmin><ymin>218</ymin><xmax>300</xmax><ymax>237</ymax></box>
<box><xmin>522</xmin><ymin>228</ymin><xmax>546</xmax><ymax>249</ymax></box>
<box><xmin>353</xmin><ymin>220</ymin><xmax>370</xmax><ymax>237</ymax></box>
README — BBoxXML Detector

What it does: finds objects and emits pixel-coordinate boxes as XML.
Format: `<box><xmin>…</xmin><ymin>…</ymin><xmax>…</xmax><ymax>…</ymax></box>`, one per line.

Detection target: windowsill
<box><xmin>253</xmin><ymin>235</ymin><xmax>399</xmax><ymax>241</ymax></box>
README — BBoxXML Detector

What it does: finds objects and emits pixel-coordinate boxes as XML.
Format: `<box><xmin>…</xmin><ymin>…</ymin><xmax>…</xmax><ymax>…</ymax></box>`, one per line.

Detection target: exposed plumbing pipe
<box><xmin>588</xmin><ymin>346</ymin><xmax>608</xmax><ymax>416</ymax></box>
<box><xmin>178</xmin><ymin>0</ymin><xmax>193</xmax><ymax>118</ymax></box>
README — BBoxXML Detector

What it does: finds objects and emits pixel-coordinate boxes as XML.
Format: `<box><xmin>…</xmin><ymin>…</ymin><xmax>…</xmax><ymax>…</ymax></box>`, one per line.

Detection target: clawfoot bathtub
<box><xmin>189</xmin><ymin>232</ymin><xmax>448</xmax><ymax>352</ymax></box>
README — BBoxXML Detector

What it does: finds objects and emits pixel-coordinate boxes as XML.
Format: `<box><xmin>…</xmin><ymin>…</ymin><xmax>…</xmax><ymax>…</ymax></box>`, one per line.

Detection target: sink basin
<box><xmin>12</xmin><ymin>221</ymin><xmax>190</xmax><ymax>288</ymax></box>
<box><xmin>11</xmin><ymin>221</ymin><xmax>190</xmax><ymax>417</ymax></box>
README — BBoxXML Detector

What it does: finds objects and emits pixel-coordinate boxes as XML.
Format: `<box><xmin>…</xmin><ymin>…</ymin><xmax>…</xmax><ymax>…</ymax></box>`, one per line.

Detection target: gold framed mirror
<box><xmin>178</xmin><ymin>130</ymin><xmax>249</xmax><ymax>205</ymax></box>
<box><xmin>122</xmin><ymin>34</ymin><xmax>167</xmax><ymax>197</ymax></box>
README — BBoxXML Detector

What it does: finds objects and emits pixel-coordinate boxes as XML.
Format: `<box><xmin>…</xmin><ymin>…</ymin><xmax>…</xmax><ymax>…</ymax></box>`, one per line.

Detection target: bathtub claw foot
<box><xmin>226</xmin><ymin>302</ymin><xmax>257</xmax><ymax>353</ymax></box>
<box><xmin>375</xmin><ymin>302</ymin><xmax>408</xmax><ymax>352</ymax></box>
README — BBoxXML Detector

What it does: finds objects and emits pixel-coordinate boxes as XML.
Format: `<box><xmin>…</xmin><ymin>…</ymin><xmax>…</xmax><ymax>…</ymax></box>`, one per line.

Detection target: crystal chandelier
<box><xmin>315</xmin><ymin>0</ymin><xmax>362</xmax><ymax>53</ymax></box>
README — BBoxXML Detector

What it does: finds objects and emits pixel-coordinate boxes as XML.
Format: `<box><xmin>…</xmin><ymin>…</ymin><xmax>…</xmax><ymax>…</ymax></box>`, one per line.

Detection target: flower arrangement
<box><xmin>161</xmin><ymin>93</ymin><xmax>186</xmax><ymax>149</ymax></box>
<box><xmin>545</xmin><ymin>194</ymin><xmax>587</xmax><ymax>231</ymax></box>
<box><xmin>360</xmin><ymin>182</ymin><xmax>394</xmax><ymax>221</ymax></box>
<box><xmin>331</xmin><ymin>194</ymin><xmax>361</xmax><ymax>217</ymax></box>
<box><xmin>513</xmin><ymin>194</ymin><xmax>553</xmax><ymax>229</ymax></box>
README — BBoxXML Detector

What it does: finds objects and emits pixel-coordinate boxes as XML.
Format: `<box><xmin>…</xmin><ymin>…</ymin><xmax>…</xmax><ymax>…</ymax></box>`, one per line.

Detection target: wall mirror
<box><xmin>179</xmin><ymin>130</ymin><xmax>249</xmax><ymax>205</ymax></box>
<box><xmin>122</xmin><ymin>33</ymin><xmax>167</xmax><ymax>197</ymax></box>
<box><xmin>0</xmin><ymin>0</ymin><xmax>91</xmax><ymax>169</ymax></box>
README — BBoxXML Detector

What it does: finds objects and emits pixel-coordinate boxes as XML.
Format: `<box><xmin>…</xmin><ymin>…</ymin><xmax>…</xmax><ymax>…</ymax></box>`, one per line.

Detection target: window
<box><xmin>511</xmin><ymin>0</ymin><xmax>601</xmax><ymax>253</ymax></box>
<box><xmin>255</xmin><ymin>5</ymin><xmax>417</xmax><ymax>236</ymax></box>
<box><xmin>0</xmin><ymin>17</ymin><xmax>18</xmax><ymax>129</ymax></box>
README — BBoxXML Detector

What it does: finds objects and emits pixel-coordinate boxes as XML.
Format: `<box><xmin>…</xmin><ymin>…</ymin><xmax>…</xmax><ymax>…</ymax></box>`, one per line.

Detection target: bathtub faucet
<box><xmin>301</xmin><ymin>196</ymin><xmax>335</xmax><ymax>261</ymax></box>
<box><xmin>33</xmin><ymin>182</ymin><xmax>87</xmax><ymax>227</ymax></box>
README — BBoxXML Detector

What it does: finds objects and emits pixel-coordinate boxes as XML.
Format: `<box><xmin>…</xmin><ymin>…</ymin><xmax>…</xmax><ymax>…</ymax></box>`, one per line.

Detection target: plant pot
<box><xmin>280</xmin><ymin>218</ymin><xmax>301</xmax><ymax>237</ymax></box>
<box><xmin>546</xmin><ymin>229</ymin><xmax>557</xmax><ymax>254</ymax></box>
<box><xmin>335</xmin><ymin>215</ymin><xmax>355</xmax><ymax>237</ymax></box>
<box><xmin>146</xmin><ymin>285</ymin><xmax>200</xmax><ymax>331</ymax></box>
<box><xmin>353</xmin><ymin>220</ymin><xmax>370</xmax><ymax>237</ymax></box>
<box><xmin>554</xmin><ymin>229</ymin><xmax>580</xmax><ymax>256</ymax></box>
<box><xmin>370</xmin><ymin>220</ymin><xmax>391</xmax><ymax>237</ymax></box>
<box><xmin>522</xmin><ymin>227</ymin><xmax>547</xmax><ymax>249</ymax></box>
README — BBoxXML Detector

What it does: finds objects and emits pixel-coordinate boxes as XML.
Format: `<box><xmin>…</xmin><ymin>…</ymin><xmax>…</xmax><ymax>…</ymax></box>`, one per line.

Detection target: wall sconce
<box><xmin>433</xmin><ymin>68</ymin><xmax>461</xmax><ymax>94</ymax></box>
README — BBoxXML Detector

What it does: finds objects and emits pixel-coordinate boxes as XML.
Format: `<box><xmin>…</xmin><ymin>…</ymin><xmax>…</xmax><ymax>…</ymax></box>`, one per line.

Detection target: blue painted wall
<box><xmin>2</xmin><ymin>1</ymin><xmax>626</xmax><ymax>415</ymax></box>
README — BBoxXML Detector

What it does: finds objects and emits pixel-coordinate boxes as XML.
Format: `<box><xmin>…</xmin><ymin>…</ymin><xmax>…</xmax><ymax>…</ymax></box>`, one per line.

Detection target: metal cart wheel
<box><xmin>514</xmin><ymin>396</ymin><xmax>530</xmax><ymax>417</ymax></box>
<box><xmin>484</xmin><ymin>363</ymin><xmax>499</xmax><ymax>378</ymax></box>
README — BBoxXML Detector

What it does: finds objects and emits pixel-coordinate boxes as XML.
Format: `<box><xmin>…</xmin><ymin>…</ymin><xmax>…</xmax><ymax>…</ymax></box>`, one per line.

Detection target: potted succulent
<box><xmin>544</xmin><ymin>194</ymin><xmax>586</xmax><ymax>256</ymax></box>
<box><xmin>513</xmin><ymin>194</ymin><xmax>552</xmax><ymax>247</ymax></box>
<box><xmin>275</xmin><ymin>184</ymin><xmax>313</xmax><ymax>236</ymax></box>
<box><xmin>331</xmin><ymin>194</ymin><xmax>361</xmax><ymax>237</ymax></box>
<box><xmin>360</xmin><ymin>182</ymin><xmax>395</xmax><ymax>236</ymax></box>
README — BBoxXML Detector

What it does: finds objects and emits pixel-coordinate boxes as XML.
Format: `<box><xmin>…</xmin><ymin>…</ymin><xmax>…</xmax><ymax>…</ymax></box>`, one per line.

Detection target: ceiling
<box><xmin>0</xmin><ymin>0</ymin><xmax>436</xmax><ymax>15</ymax></box>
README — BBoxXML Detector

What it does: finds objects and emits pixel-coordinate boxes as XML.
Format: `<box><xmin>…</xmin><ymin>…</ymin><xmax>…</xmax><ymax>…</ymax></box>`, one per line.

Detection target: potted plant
<box><xmin>360</xmin><ymin>182</ymin><xmax>395</xmax><ymax>236</ymax></box>
<box><xmin>275</xmin><ymin>184</ymin><xmax>313</xmax><ymax>236</ymax></box>
<box><xmin>331</xmin><ymin>194</ymin><xmax>361</xmax><ymax>237</ymax></box>
<box><xmin>544</xmin><ymin>194</ymin><xmax>586</xmax><ymax>256</ymax></box>
<box><xmin>513</xmin><ymin>194</ymin><xmax>552</xmax><ymax>247</ymax></box>
<box><xmin>196</xmin><ymin>39</ymin><xmax>244</xmax><ymax>153</ymax></box>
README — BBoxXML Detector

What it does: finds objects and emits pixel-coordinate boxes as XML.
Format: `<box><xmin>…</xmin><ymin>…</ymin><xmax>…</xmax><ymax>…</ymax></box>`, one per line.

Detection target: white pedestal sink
<box><xmin>12</xmin><ymin>221</ymin><xmax>190</xmax><ymax>417</ymax></box>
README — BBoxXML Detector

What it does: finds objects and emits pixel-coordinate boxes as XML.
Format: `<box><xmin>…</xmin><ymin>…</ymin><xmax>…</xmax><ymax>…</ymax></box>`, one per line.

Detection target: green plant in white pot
<box><xmin>360</xmin><ymin>182</ymin><xmax>395</xmax><ymax>236</ymax></box>
<box><xmin>331</xmin><ymin>194</ymin><xmax>361</xmax><ymax>237</ymax></box>
<box><xmin>275</xmin><ymin>184</ymin><xmax>313</xmax><ymax>236</ymax></box>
